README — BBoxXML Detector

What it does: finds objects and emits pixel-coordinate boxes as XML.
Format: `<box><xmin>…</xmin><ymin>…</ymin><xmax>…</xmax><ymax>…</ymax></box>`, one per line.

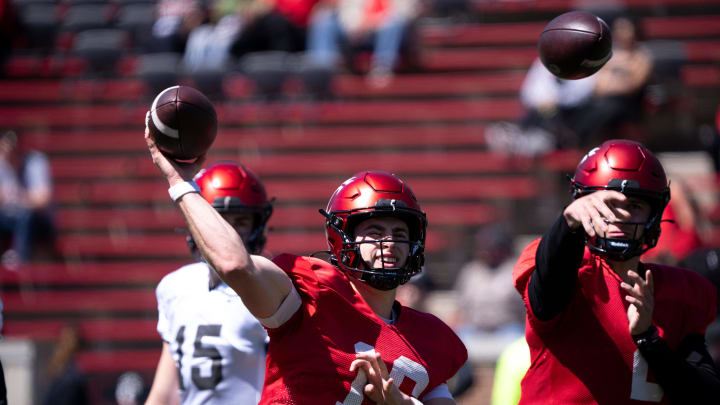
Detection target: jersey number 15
<box><xmin>175</xmin><ymin>324</ymin><xmax>223</xmax><ymax>390</ymax></box>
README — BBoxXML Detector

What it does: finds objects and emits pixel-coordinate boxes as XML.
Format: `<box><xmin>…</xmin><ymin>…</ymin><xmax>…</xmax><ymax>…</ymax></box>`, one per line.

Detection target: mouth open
<box><xmin>375</xmin><ymin>255</ymin><xmax>398</xmax><ymax>266</ymax></box>
<box><xmin>605</xmin><ymin>231</ymin><xmax>629</xmax><ymax>238</ymax></box>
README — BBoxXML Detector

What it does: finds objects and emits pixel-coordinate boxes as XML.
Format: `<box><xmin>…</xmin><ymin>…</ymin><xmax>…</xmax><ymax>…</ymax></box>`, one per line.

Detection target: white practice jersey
<box><xmin>156</xmin><ymin>262</ymin><xmax>268</xmax><ymax>404</ymax></box>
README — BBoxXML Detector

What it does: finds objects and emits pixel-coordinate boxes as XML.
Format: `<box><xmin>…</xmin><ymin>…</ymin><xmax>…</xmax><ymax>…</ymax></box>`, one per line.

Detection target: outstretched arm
<box><xmin>529</xmin><ymin>190</ymin><xmax>629</xmax><ymax>321</ymax></box>
<box><xmin>144</xmin><ymin>124</ymin><xmax>292</xmax><ymax>319</ymax></box>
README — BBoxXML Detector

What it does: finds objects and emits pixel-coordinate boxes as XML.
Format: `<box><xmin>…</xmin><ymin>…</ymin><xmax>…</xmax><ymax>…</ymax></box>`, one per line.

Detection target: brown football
<box><xmin>147</xmin><ymin>85</ymin><xmax>218</xmax><ymax>160</ymax></box>
<box><xmin>538</xmin><ymin>11</ymin><xmax>612</xmax><ymax>80</ymax></box>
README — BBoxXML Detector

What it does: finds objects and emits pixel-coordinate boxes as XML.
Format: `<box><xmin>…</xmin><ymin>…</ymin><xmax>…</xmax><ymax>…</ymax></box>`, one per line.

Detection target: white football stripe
<box><xmin>151</xmin><ymin>86</ymin><xmax>180</xmax><ymax>139</ymax></box>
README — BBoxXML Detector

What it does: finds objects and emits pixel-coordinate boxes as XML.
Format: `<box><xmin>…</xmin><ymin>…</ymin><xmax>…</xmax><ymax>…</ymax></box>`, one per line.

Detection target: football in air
<box><xmin>538</xmin><ymin>10</ymin><xmax>612</xmax><ymax>80</ymax></box>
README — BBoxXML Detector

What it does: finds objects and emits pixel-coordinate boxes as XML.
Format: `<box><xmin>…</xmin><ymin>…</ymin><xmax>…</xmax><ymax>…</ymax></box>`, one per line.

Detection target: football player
<box><xmin>513</xmin><ymin>139</ymin><xmax>720</xmax><ymax>404</ymax></box>
<box><xmin>145</xmin><ymin>162</ymin><xmax>272</xmax><ymax>405</ymax></box>
<box><xmin>144</xmin><ymin>126</ymin><xmax>467</xmax><ymax>404</ymax></box>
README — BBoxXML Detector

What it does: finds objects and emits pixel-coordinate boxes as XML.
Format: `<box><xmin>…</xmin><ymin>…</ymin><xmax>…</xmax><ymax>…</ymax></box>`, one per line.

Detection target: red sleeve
<box><xmin>513</xmin><ymin>238</ymin><xmax>541</xmax><ymax>295</ymax></box>
<box><xmin>266</xmin><ymin>254</ymin><xmax>320</xmax><ymax>335</ymax></box>
<box><xmin>272</xmin><ymin>253</ymin><xmax>320</xmax><ymax>300</ymax></box>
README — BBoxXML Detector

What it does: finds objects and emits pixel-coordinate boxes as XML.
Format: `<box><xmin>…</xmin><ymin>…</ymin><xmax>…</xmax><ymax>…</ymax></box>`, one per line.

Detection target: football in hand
<box><xmin>147</xmin><ymin>85</ymin><xmax>218</xmax><ymax>160</ymax></box>
<box><xmin>538</xmin><ymin>11</ymin><xmax>612</xmax><ymax>80</ymax></box>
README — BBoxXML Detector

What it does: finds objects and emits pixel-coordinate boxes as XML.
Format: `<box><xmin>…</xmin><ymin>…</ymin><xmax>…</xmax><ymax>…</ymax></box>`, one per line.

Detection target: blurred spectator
<box><xmin>453</xmin><ymin>223</ymin><xmax>525</xmax><ymax>335</ymax></box>
<box><xmin>519</xmin><ymin>57</ymin><xmax>596</xmax><ymax>147</ymax></box>
<box><xmin>183</xmin><ymin>0</ymin><xmax>246</xmax><ymax>71</ymax></box>
<box><xmin>489</xmin><ymin>15</ymin><xmax>654</xmax><ymax>156</ymax></box>
<box><xmin>307</xmin><ymin>0</ymin><xmax>419</xmax><ymax>88</ymax></box>
<box><xmin>490</xmin><ymin>336</ymin><xmax>529</xmax><ymax>405</ymax></box>
<box><xmin>485</xmin><ymin>57</ymin><xmax>596</xmax><ymax>156</ymax></box>
<box><xmin>152</xmin><ymin>0</ymin><xmax>205</xmax><ymax>53</ymax></box>
<box><xmin>230</xmin><ymin>0</ymin><xmax>320</xmax><ymax>59</ymax></box>
<box><xmin>42</xmin><ymin>324</ymin><xmax>89</xmax><ymax>405</ymax></box>
<box><xmin>0</xmin><ymin>130</ymin><xmax>56</xmax><ymax>268</ymax></box>
<box><xmin>452</xmin><ymin>223</ymin><xmax>525</xmax><ymax>362</ymax></box>
<box><xmin>578</xmin><ymin>15</ymin><xmax>653</xmax><ymax>143</ymax></box>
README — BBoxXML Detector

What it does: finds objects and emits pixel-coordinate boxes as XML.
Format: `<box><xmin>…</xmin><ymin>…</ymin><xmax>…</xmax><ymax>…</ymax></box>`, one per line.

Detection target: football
<box><xmin>538</xmin><ymin>11</ymin><xmax>612</xmax><ymax>80</ymax></box>
<box><xmin>147</xmin><ymin>85</ymin><xmax>218</xmax><ymax>160</ymax></box>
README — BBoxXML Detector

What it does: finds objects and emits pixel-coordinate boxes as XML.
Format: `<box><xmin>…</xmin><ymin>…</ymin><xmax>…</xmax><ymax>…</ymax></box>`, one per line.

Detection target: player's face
<box><xmin>354</xmin><ymin>217</ymin><xmax>410</xmax><ymax>269</ymax></box>
<box><xmin>222</xmin><ymin>212</ymin><xmax>255</xmax><ymax>242</ymax></box>
<box><xmin>605</xmin><ymin>197</ymin><xmax>651</xmax><ymax>239</ymax></box>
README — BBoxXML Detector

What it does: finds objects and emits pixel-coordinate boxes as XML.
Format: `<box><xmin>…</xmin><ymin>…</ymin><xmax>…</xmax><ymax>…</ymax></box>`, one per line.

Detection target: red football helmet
<box><xmin>193</xmin><ymin>162</ymin><xmax>273</xmax><ymax>254</ymax></box>
<box><xmin>571</xmin><ymin>140</ymin><xmax>670</xmax><ymax>260</ymax></box>
<box><xmin>321</xmin><ymin>171</ymin><xmax>427</xmax><ymax>290</ymax></box>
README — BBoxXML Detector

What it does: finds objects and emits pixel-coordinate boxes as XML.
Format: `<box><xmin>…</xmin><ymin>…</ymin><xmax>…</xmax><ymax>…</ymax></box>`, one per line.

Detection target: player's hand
<box><xmin>350</xmin><ymin>351</ymin><xmax>414</xmax><ymax>405</ymax></box>
<box><xmin>621</xmin><ymin>269</ymin><xmax>655</xmax><ymax>335</ymax></box>
<box><xmin>145</xmin><ymin>112</ymin><xmax>206</xmax><ymax>187</ymax></box>
<box><xmin>563</xmin><ymin>190</ymin><xmax>630</xmax><ymax>237</ymax></box>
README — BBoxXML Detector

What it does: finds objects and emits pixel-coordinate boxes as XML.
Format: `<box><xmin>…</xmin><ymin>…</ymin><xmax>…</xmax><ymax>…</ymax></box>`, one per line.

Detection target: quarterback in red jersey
<box><xmin>513</xmin><ymin>139</ymin><xmax>720</xmax><ymax>404</ymax></box>
<box><xmin>143</xmin><ymin>125</ymin><xmax>467</xmax><ymax>404</ymax></box>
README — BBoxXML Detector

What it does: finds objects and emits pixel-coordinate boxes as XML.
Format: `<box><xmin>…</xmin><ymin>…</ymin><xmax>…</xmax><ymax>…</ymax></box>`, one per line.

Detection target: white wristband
<box><xmin>168</xmin><ymin>181</ymin><xmax>200</xmax><ymax>202</ymax></box>
<box><xmin>410</xmin><ymin>398</ymin><xmax>423</xmax><ymax>405</ymax></box>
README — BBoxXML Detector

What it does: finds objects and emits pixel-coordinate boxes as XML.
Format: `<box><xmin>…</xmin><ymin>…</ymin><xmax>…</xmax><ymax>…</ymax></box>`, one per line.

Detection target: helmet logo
<box><xmin>608</xmin><ymin>178</ymin><xmax>639</xmax><ymax>191</ymax></box>
<box><xmin>390</xmin><ymin>199</ymin><xmax>397</xmax><ymax>210</ymax></box>
<box><xmin>580</xmin><ymin>147</ymin><xmax>600</xmax><ymax>165</ymax></box>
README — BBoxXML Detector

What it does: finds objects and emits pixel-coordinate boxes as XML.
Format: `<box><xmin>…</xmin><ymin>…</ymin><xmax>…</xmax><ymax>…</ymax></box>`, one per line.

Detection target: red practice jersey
<box><xmin>513</xmin><ymin>239</ymin><xmax>717</xmax><ymax>405</ymax></box>
<box><xmin>260</xmin><ymin>254</ymin><xmax>467</xmax><ymax>405</ymax></box>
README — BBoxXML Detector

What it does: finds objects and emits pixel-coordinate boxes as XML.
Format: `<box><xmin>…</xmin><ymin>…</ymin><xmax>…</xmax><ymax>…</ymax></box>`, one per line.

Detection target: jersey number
<box><xmin>630</xmin><ymin>349</ymin><xmax>663</xmax><ymax>402</ymax></box>
<box><xmin>175</xmin><ymin>324</ymin><xmax>224</xmax><ymax>390</ymax></box>
<box><xmin>337</xmin><ymin>342</ymin><xmax>429</xmax><ymax>405</ymax></box>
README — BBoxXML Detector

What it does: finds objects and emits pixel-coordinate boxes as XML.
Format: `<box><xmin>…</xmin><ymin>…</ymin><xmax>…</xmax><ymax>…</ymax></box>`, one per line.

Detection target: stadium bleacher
<box><xmin>2</xmin><ymin>0</ymin><xmax>720</xmax><ymax>403</ymax></box>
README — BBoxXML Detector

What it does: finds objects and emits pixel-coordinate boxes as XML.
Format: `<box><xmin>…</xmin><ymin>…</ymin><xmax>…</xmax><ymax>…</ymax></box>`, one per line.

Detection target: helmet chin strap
<box><xmin>587</xmin><ymin>221</ymin><xmax>648</xmax><ymax>261</ymax></box>
<box><xmin>357</xmin><ymin>243</ymin><xmax>404</xmax><ymax>291</ymax></box>
<box><xmin>591</xmin><ymin>237</ymin><xmax>644</xmax><ymax>261</ymax></box>
<box><xmin>361</xmin><ymin>268</ymin><xmax>402</xmax><ymax>291</ymax></box>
